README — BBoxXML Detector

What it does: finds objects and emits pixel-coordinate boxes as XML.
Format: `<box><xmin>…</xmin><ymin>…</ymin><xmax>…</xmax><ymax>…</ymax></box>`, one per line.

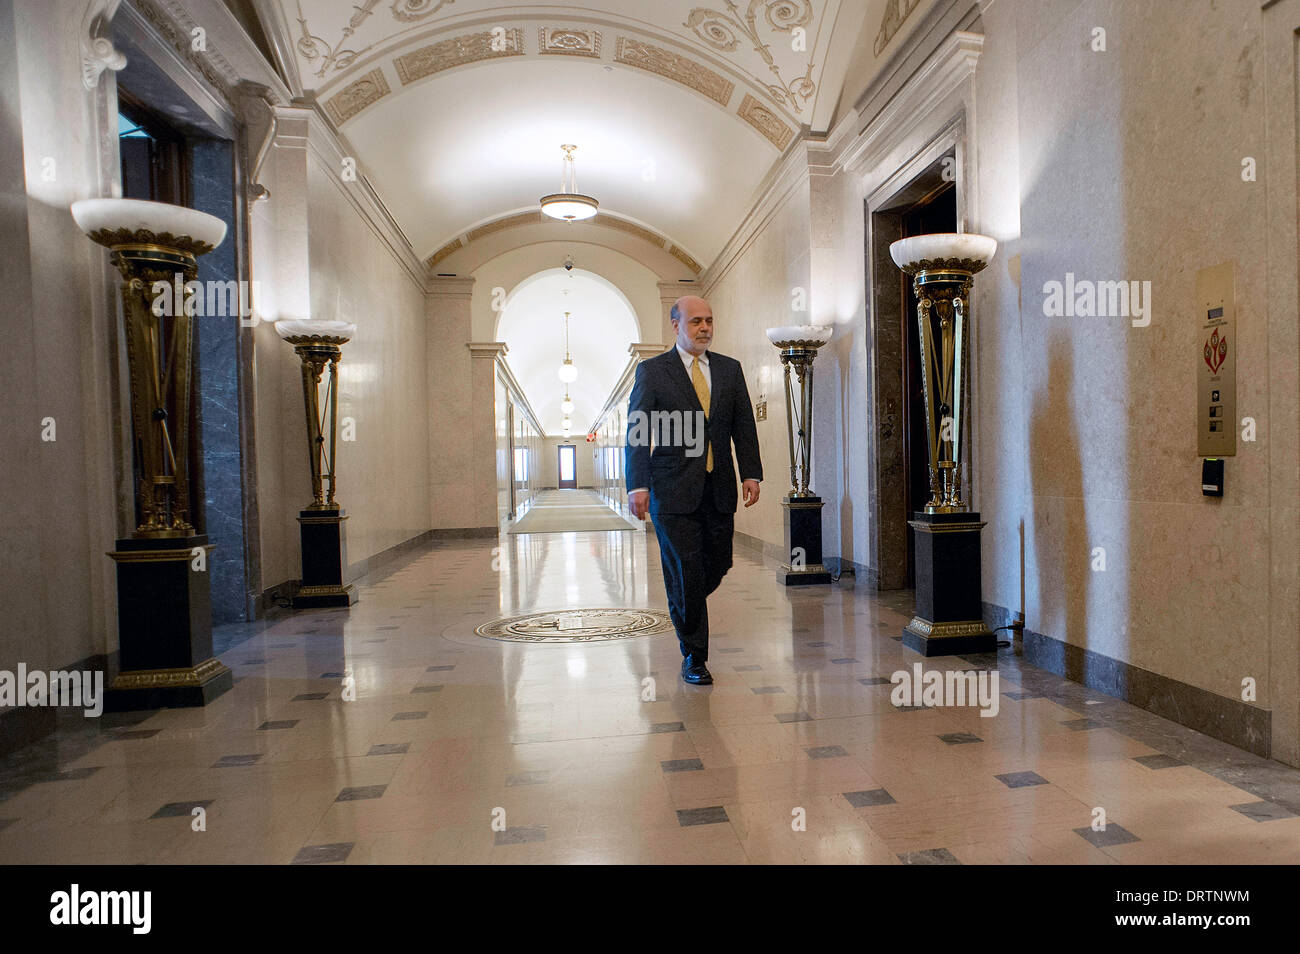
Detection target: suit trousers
<box><xmin>651</xmin><ymin>473</ymin><xmax>735</xmax><ymax>661</ymax></box>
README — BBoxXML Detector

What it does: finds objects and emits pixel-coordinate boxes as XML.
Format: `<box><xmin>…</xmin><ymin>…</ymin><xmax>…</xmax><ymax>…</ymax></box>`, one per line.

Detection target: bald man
<box><xmin>625</xmin><ymin>296</ymin><xmax>762</xmax><ymax>685</ymax></box>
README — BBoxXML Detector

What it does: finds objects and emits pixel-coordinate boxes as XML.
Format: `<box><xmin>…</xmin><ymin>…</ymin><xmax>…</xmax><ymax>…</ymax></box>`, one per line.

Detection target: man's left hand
<box><xmin>742</xmin><ymin>479</ymin><xmax>760</xmax><ymax>508</ymax></box>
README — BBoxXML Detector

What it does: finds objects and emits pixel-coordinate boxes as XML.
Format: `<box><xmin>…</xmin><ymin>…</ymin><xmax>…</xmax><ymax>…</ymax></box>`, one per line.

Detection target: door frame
<box><xmin>557</xmin><ymin>443</ymin><xmax>577</xmax><ymax>489</ymax></box>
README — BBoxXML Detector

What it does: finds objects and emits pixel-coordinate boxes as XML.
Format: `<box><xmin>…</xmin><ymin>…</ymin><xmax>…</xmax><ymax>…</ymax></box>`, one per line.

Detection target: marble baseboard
<box><xmin>985</xmin><ymin>601</ymin><xmax>1271</xmax><ymax>759</ymax></box>
<box><xmin>0</xmin><ymin>652</ymin><xmax>110</xmax><ymax>757</ymax></box>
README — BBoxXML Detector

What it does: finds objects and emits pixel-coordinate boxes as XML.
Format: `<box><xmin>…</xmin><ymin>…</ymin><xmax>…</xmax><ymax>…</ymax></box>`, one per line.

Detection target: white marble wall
<box><xmin>251</xmin><ymin>109</ymin><xmax>431</xmax><ymax>588</ymax></box>
<box><xmin>1</xmin><ymin>0</ymin><xmax>122</xmax><ymax>676</ymax></box>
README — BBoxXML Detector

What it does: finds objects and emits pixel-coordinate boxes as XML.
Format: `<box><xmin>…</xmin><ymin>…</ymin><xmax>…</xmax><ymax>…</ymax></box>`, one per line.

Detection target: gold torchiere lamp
<box><xmin>889</xmin><ymin>232</ymin><xmax>998</xmax><ymax>657</ymax></box>
<box><xmin>71</xmin><ymin>197</ymin><xmax>234</xmax><ymax>710</ymax></box>
<box><xmin>765</xmin><ymin>324</ymin><xmax>833</xmax><ymax>586</ymax></box>
<box><xmin>275</xmin><ymin>319</ymin><xmax>359</xmax><ymax>608</ymax></box>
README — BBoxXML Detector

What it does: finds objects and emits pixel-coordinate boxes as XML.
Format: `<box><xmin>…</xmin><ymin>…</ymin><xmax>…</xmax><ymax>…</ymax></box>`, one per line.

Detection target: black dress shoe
<box><xmin>681</xmin><ymin>655</ymin><xmax>713</xmax><ymax>685</ymax></box>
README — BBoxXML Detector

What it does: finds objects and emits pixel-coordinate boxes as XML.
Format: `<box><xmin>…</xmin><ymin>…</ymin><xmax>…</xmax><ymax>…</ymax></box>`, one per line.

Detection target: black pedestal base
<box><xmin>903</xmin><ymin>511</ymin><xmax>995</xmax><ymax>657</ymax></box>
<box><xmin>105</xmin><ymin>534</ymin><xmax>232</xmax><ymax>712</ymax></box>
<box><xmin>778</xmin><ymin>494</ymin><xmax>831</xmax><ymax>586</ymax></box>
<box><xmin>294</xmin><ymin>508</ymin><xmax>358</xmax><ymax>609</ymax></box>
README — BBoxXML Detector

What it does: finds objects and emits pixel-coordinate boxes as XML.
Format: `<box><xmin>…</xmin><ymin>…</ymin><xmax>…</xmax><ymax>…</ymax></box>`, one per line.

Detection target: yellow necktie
<box><xmin>691</xmin><ymin>357</ymin><xmax>713</xmax><ymax>472</ymax></box>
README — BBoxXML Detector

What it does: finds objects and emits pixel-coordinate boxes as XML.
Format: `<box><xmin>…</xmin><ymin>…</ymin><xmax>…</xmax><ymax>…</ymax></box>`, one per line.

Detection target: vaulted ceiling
<box><xmin>256</xmin><ymin>0</ymin><xmax>926</xmax><ymax>271</ymax></box>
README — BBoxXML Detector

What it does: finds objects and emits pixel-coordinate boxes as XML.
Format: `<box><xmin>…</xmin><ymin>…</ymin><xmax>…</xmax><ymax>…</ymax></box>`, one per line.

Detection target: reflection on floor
<box><xmin>2</xmin><ymin>528</ymin><xmax>1299</xmax><ymax>864</ymax></box>
<box><xmin>507</xmin><ymin>489</ymin><xmax>638</xmax><ymax>534</ymax></box>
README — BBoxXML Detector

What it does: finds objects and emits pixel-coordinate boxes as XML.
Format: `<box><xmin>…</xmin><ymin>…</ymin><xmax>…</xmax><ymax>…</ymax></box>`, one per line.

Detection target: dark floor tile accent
<box><xmin>291</xmin><ymin>692</ymin><xmax>329</xmax><ymax>702</ymax></box>
<box><xmin>858</xmin><ymin>677</ymin><xmax>892</xmax><ymax>686</ymax></box>
<box><xmin>734</xmin><ymin>665</ymin><xmax>762</xmax><ymax>672</ymax></box>
<box><xmin>151</xmin><ymin>799</ymin><xmax>214</xmax><ymax>818</ymax></box>
<box><xmin>751</xmin><ymin>686</ymin><xmax>785</xmax><ymax>695</ymax></box>
<box><xmin>1061</xmin><ymin>718</ymin><xmax>1105</xmax><ymax>731</ymax></box>
<box><xmin>426</xmin><ymin>665</ymin><xmax>456</xmax><ymax>672</ymax></box>
<box><xmin>995</xmin><ymin>771</ymin><xmax>1048</xmax><ymax>789</ymax></box>
<box><xmin>320</xmin><ymin>672</ymin><xmax>344</xmax><ymax>679</ymax></box>
<box><xmin>366</xmin><ymin>743</ymin><xmax>410</xmax><ymax>756</ymax></box>
<box><xmin>775</xmin><ymin>711</ymin><xmax>813</xmax><ymax>723</ymax></box>
<box><xmin>898</xmin><ymin>848</ymin><xmax>961</xmax><ymax>865</ymax></box>
<box><xmin>495</xmin><ymin>825</ymin><xmax>546</xmax><ymax>845</ymax></box>
<box><xmin>806</xmin><ymin>641</ymin><xmax>831</xmax><ymax>647</ymax></box>
<box><xmin>410</xmin><ymin>684</ymin><xmax>444</xmax><ymax>694</ymax></box>
<box><xmin>506</xmin><ymin>770</ymin><xmax>550</xmax><ymax>787</ymax></box>
<box><xmin>1133</xmin><ymin>753</ymin><xmax>1185</xmax><ymax>770</ymax></box>
<box><xmin>378</xmin><ymin>626</ymin><xmax>399</xmax><ymax>631</ymax></box>
<box><xmin>392</xmin><ymin>711</ymin><xmax>428</xmax><ymax>721</ymax></box>
<box><xmin>1004</xmin><ymin>690</ymin><xmax>1043</xmax><ymax>701</ymax></box>
<box><xmin>661</xmin><ymin>758</ymin><xmax>705</xmax><ymax>773</ymax></box>
<box><xmin>830</xmin><ymin>658</ymin><xmax>859</xmax><ymax>664</ymax></box>
<box><xmin>112</xmin><ymin>729</ymin><xmax>161</xmax><ymax>740</ymax></box>
<box><xmin>844</xmin><ymin>788</ymin><xmax>896</xmax><ymax>808</ymax></box>
<box><xmin>715</xmin><ymin>647</ymin><xmax>744</xmax><ymax>654</ymax></box>
<box><xmin>0</xmin><ymin>819</ymin><xmax>14</xmax><ymax>832</ymax></box>
<box><xmin>1229</xmin><ymin>800</ymin><xmax>1296</xmax><ymax>822</ymax></box>
<box><xmin>336</xmin><ymin>784</ymin><xmax>387</xmax><ymax>802</ymax></box>
<box><xmin>891</xmin><ymin>636</ymin><xmax>903</xmax><ymax>641</ymax></box>
<box><xmin>258</xmin><ymin>720</ymin><xmax>299</xmax><ymax>731</ymax></box>
<box><xmin>806</xmin><ymin>745</ymin><xmax>848</xmax><ymax>759</ymax></box>
<box><xmin>292</xmin><ymin>842</ymin><xmax>353</xmax><ymax>865</ymax></box>
<box><xmin>213</xmin><ymin>754</ymin><xmax>262</xmax><ymax>768</ymax></box>
<box><xmin>894</xmin><ymin>704</ymin><xmax>925</xmax><ymax>712</ymax></box>
<box><xmin>1073</xmin><ymin>823</ymin><xmax>1140</xmax><ymax>847</ymax></box>
<box><xmin>650</xmin><ymin>722</ymin><xmax>686</xmax><ymax>733</ymax></box>
<box><xmin>938</xmin><ymin>732</ymin><xmax>982</xmax><ymax>745</ymax></box>
<box><xmin>676</xmin><ymin>805</ymin><xmax>728</xmax><ymax>827</ymax></box>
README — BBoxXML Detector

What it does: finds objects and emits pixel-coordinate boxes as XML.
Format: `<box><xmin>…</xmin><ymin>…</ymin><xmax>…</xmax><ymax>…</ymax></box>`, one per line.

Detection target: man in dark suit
<box><xmin>625</xmin><ymin>296</ymin><xmax>763</xmax><ymax>685</ymax></box>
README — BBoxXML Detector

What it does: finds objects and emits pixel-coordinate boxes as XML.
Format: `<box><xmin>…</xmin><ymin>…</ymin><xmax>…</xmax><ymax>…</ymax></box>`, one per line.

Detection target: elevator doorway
<box><xmin>867</xmin><ymin>151</ymin><xmax>958</xmax><ymax>590</ymax></box>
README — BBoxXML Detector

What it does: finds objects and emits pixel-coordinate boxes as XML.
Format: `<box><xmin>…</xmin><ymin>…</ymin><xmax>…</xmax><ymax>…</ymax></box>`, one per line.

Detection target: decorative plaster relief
<box><xmin>394</xmin><ymin>28</ymin><xmax>524</xmax><ymax>84</ymax></box>
<box><xmin>323</xmin><ymin>67</ymin><xmax>391</xmax><ymax>124</ymax></box>
<box><xmin>875</xmin><ymin>0</ymin><xmax>921</xmax><ymax>57</ymax></box>
<box><xmin>737</xmin><ymin>93</ymin><xmax>794</xmax><ymax>149</ymax></box>
<box><xmin>668</xmin><ymin>245</ymin><xmax>703</xmax><ymax>273</ymax></box>
<box><xmin>539</xmin><ymin>27</ymin><xmax>602</xmax><ymax>58</ymax></box>
<box><xmin>613</xmin><ymin>35</ymin><xmax>734</xmax><ymax>106</ymax></box>
<box><xmin>466</xmin><ymin>211</ymin><xmax>541</xmax><ymax>241</ymax></box>
<box><xmin>684</xmin><ymin>0</ymin><xmax>816</xmax><ymax>112</ymax></box>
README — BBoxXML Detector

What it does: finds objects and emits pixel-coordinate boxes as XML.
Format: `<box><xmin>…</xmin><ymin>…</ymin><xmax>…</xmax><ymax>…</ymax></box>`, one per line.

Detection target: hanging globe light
<box><xmin>556</xmin><ymin>310</ymin><xmax>578</xmax><ymax>383</ymax></box>
<box><xmin>560</xmin><ymin>392</ymin><xmax>575</xmax><ymax>416</ymax></box>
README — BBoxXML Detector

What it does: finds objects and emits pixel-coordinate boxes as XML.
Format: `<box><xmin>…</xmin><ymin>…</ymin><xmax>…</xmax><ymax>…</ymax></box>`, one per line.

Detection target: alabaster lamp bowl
<box><xmin>274</xmin><ymin>319</ymin><xmax>357</xmax><ymax>344</ymax></box>
<box><xmin>71</xmin><ymin>197</ymin><xmax>227</xmax><ymax>253</ymax></box>
<box><xmin>766</xmin><ymin>325</ymin><xmax>834</xmax><ymax>350</ymax></box>
<box><xmin>889</xmin><ymin>232</ymin><xmax>997</xmax><ymax>274</ymax></box>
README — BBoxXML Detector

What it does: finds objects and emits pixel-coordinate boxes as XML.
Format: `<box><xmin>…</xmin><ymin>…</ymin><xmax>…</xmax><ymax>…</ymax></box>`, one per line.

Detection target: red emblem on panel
<box><xmin>1204</xmin><ymin>329</ymin><xmax>1227</xmax><ymax>374</ymax></box>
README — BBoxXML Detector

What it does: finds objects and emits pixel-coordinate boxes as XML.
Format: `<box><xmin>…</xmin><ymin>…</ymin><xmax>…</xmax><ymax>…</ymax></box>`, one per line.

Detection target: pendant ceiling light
<box><xmin>557</xmin><ymin>310</ymin><xmax>578</xmax><ymax>383</ymax></box>
<box><xmin>540</xmin><ymin>144</ymin><xmax>598</xmax><ymax>221</ymax></box>
<box><xmin>560</xmin><ymin>392</ymin><xmax>575</xmax><ymax>416</ymax></box>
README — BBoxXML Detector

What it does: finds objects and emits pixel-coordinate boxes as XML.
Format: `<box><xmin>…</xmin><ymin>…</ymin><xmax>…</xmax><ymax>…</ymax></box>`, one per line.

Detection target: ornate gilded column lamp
<box><xmin>889</xmin><ymin>232</ymin><xmax>998</xmax><ymax>656</ymax></box>
<box><xmin>274</xmin><ymin>319</ymin><xmax>359</xmax><ymax>608</ymax></box>
<box><xmin>766</xmin><ymin>325</ymin><xmax>833</xmax><ymax>586</ymax></box>
<box><xmin>71</xmin><ymin>197</ymin><xmax>233</xmax><ymax>710</ymax></box>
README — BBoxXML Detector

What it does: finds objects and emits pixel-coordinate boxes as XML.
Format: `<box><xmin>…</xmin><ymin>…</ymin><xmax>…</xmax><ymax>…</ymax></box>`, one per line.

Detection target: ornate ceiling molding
<box><xmin>875</xmin><ymin>0</ymin><xmax>922</xmax><ymax>57</ymax></box>
<box><xmin>737</xmin><ymin>92</ymin><xmax>794</xmax><ymax>149</ymax></box>
<box><xmin>394</xmin><ymin>27</ymin><xmax>523</xmax><ymax>84</ymax></box>
<box><xmin>423</xmin><ymin>210</ymin><xmax>703</xmax><ymax>276</ymax></box>
<box><xmin>322</xmin><ymin>67</ymin><xmax>391</xmax><ymax>124</ymax></box>
<box><xmin>613</xmin><ymin>35</ymin><xmax>734</xmax><ymax>106</ymax></box>
<box><xmin>683</xmin><ymin>0</ymin><xmax>816</xmax><ymax>112</ymax></box>
<box><xmin>539</xmin><ymin>26</ymin><xmax>601</xmax><ymax>58</ymax></box>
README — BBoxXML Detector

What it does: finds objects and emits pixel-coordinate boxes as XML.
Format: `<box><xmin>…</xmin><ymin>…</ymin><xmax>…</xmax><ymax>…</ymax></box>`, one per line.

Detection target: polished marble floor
<box><xmin>2</xmin><ymin>518</ymin><xmax>1300</xmax><ymax>865</ymax></box>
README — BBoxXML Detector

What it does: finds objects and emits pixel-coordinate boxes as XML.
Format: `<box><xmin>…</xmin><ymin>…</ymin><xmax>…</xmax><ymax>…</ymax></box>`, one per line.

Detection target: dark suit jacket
<box><xmin>624</xmin><ymin>347</ymin><xmax>762</xmax><ymax>515</ymax></box>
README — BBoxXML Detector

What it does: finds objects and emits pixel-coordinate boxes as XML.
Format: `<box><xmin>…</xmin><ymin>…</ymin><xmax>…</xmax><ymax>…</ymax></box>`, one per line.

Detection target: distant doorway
<box><xmin>868</xmin><ymin>150</ymin><xmax>959</xmax><ymax>589</ymax></box>
<box><xmin>558</xmin><ymin>444</ymin><xmax>577</xmax><ymax>489</ymax></box>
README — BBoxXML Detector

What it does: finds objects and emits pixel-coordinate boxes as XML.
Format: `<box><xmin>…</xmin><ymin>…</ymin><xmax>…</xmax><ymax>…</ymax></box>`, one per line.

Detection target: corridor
<box><xmin>2</xmin><ymin>529</ymin><xmax>1297</xmax><ymax>865</ymax></box>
